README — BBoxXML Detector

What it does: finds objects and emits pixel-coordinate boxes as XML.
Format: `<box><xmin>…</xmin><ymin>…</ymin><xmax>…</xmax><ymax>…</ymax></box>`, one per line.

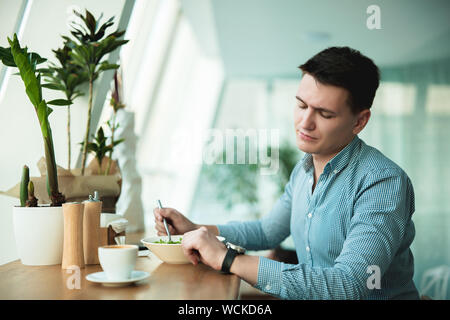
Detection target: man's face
<box><xmin>294</xmin><ymin>73</ymin><xmax>367</xmax><ymax>161</ymax></box>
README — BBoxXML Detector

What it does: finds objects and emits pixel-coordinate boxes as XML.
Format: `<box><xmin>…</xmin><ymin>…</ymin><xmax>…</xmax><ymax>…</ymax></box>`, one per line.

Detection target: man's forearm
<box><xmin>197</xmin><ymin>224</ymin><xmax>219</xmax><ymax>236</ymax></box>
<box><xmin>197</xmin><ymin>224</ymin><xmax>259</xmax><ymax>285</ymax></box>
<box><xmin>229</xmin><ymin>254</ymin><xmax>259</xmax><ymax>286</ymax></box>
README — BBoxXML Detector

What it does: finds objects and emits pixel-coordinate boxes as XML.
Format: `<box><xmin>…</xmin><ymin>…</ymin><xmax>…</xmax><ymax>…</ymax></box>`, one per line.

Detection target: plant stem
<box><xmin>81</xmin><ymin>78</ymin><xmax>94</xmax><ymax>175</ymax></box>
<box><xmin>44</xmin><ymin>128</ymin><xmax>63</xmax><ymax>205</ymax></box>
<box><xmin>67</xmin><ymin>104</ymin><xmax>71</xmax><ymax>171</ymax></box>
<box><xmin>105</xmin><ymin>111</ymin><xmax>116</xmax><ymax>175</ymax></box>
<box><xmin>98</xmin><ymin>159</ymin><xmax>103</xmax><ymax>175</ymax></box>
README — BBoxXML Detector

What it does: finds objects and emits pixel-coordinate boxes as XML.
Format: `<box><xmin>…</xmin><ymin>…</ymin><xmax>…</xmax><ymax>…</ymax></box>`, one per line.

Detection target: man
<box><xmin>154</xmin><ymin>47</ymin><xmax>419</xmax><ymax>300</ymax></box>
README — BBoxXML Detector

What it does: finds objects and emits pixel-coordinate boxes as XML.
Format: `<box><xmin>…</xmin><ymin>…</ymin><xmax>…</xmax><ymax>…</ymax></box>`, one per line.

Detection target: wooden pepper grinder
<box><xmin>62</xmin><ymin>202</ymin><xmax>85</xmax><ymax>269</ymax></box>
<box><xmin>83</xmin><ymin>191</ymin><xmax>102</xmax><ymax>265</ymax></box>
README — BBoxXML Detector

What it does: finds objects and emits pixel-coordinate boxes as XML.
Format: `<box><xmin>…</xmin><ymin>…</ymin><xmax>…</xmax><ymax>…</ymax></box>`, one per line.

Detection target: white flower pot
<box><xmin>13</xmin><ymin>206</ymin><xmax>64</xmax><ymax>266</ymax></box>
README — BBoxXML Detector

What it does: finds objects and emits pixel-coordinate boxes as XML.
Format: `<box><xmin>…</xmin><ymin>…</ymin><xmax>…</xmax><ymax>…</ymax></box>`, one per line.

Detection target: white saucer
<box><xmin>86</xmin><ymin>270</ymin><xmax>150</xmax><ymax>287</ymax></box>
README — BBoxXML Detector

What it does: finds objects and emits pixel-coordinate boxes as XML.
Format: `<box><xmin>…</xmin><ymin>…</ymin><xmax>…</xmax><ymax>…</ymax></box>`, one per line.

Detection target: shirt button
<box><xmin>309</xmin><ymin>178</ymin><xmax>313</xmax><ymax>184</ymax></box>
<box><xmin>265</xmin><ymin>284</ymin><xmax>271</xmax><ymax>291</ymax></box>
<box><xmin>306</xmin><ymin>246</ymin><xmax>310</xmax><ymax>252</ymax></box>
<box><xmin>333</xmin><ymin>169</ymin><xmax>338</xmax><ymax>174</ymax></box>
<box><xmin>308</xmin><ymin>213</ymin><xmax>312</xmax><ymax>218</ymax></box>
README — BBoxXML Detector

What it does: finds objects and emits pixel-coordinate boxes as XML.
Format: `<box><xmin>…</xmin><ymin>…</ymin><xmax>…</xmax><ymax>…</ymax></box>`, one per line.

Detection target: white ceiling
<box><xmin>181</xmin><ymin>0</ymin><xmax>450</xmax><ymax>78</ymax></box>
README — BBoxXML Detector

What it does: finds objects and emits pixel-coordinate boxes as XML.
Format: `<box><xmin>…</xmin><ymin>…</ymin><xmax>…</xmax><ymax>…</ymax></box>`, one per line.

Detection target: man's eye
<box><xmin>321</xmin><ymin>112</ymin><xmax>333</xmax><ymax>119</ymax></box>
<box><xmin>297</xmin><ymin>103</ymin><xmax>307</xmax><ymax>109</ymax></box>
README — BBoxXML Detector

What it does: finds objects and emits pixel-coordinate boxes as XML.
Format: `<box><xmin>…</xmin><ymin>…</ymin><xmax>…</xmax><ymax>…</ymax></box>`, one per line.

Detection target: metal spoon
<box><xmin>157</xmin><ymin>199</ymin><xmax>171</xmax><ymax>242</ymax></box>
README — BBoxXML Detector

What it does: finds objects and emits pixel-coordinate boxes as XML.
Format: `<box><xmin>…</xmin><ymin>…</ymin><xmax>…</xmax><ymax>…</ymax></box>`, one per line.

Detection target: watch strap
<box><xmin>221</xmin><ymin>248</ymin><xmax>239</xmax><ymax>274</ymax></box>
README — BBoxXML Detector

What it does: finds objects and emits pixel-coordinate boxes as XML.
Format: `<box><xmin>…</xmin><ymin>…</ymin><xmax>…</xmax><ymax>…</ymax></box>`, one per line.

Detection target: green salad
<box><xmin>153</xmin><ymin>238</ymin><xmax>182</xmax><ymax>244</ymax></box>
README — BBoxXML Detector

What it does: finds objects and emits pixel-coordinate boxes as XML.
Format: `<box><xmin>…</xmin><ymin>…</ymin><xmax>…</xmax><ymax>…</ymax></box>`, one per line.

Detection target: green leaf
<box><xmin>89</xmin><ymin>63</ymin><xmax>96</xmax><ymax>74</ymax></box>
<box><xmin>47</xmin><ymin>99</ymin><xmax>72</xmax><ymax>106</ymax></box>
<box><xmin>112</xmin><ymin>138</ymin><xmax>124</xmax><ymax>147</ymax></box>
<box><xmin>8</xmin><ymin>34</ymin><xmax>41</xmax><ymax>108</ymax></box>
<box><xmin>66</xmin><ymin>73</ymin><xmax>78</xmax><ymax>89</ymax></box>
<box><xmin>97</xmin><ymin>62</ymin><xmax>119</xmax><ymax>72</ymax></box>
<box><xmin>97</xmin><ymin>127</ymin><xmax>105</xmax><ymax>140</ymax></box>
<box><xmin>30</xmin><ymin>52</ymin><xmax>46</xmax><ymax>65</ymax></box>
<box><xmin>36</xmin><ymin>100</ymin><xmax>50</xmax><ymax>138</ymax></box>
<box><xmin>87</xmin><ymin>142</ymin><xmax>98</xmax><ymax>152</ymax></box>
<box><xmin>38</xmin><ymin>67</ymin><xmax>53</xmax><ymax>74</ymax></box>
<box><xmin>42</xmin><ymin>83</ymin><xmax>65</xmax><ymax>90</ymax></box>
<box><xmin>85</xmin><ymin>10</ymin><xmax>97</xmax><ymax>36</ymax></box>
<box><xmin>94</xmin><ymin>17</ymin><xmax>114</xmax><ymax>41</ymax></box>
<box><xmin>37</xmin><ymin>72</ymin><xmax>42</xmax><ymax>103</ymax></box>
<box><xmin>71</xmin><ymin>91</ymin><xmax>85</xmax><ymax>100</ymax></box>
<box><xmin>0</xmin><ymin>46</ymin><xmax>16</xmax><ymax>67</ymax></box>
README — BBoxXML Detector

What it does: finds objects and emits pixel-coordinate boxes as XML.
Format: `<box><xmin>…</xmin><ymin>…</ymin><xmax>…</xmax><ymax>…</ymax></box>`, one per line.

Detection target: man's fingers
<box><xmin>153</xmin><ymin>207</ymin><xmax>171</xmax><ymax>221</ymax></box>
<box><xmin>154</xmin><ymin>220</ymin><xmax>177</xmax><ymax>235</ymax></box>
<box><xmin>155</xmin><ymin>223</ymin><xmax>164</xmax><ymax>234</ymax></box>
<box><xmin>159</xmin><ymin>208</ymin><xmax>172</xmax><ymax>219</ymax></box>
<box><xmin>168</xmin><ymin>224</ymin><xmax>177</xmax><ymax>235</ymax></box>
<box><xmin>182</xmin><ymin>243</ymin><xmax>200</xmax><ymax>265</ymax></box>
<box><xmin>187</xmin><ymin>250</ymin><xmax>200</xmax><ymax>265</ymax></box>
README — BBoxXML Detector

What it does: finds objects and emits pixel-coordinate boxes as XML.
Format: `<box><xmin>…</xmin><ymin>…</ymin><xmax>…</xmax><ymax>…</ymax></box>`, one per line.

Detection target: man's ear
<box><xmin>352</xmin><ymin>109</ymin><xmax>371</xmax><ymax>135</ymax></box>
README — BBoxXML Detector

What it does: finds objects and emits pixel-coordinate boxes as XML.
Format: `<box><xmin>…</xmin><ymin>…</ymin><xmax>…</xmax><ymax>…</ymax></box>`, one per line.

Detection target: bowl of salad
<box><xmin>141</xmin><ymin>235</ymin><xmax>225</xmax><ymax>264</ymax></box>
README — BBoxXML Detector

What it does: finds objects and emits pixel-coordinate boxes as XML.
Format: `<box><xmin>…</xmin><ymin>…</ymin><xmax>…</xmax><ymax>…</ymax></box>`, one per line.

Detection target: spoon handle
<box><xmin>157</xmin><ymin>200</ymin><xmax>171</xmax><ymax>241</ymax></box>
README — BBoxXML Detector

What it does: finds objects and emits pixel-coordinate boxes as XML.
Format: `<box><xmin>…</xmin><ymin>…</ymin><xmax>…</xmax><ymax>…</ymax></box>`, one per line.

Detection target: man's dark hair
<box><xmin>299</xmin><ymin>46</ymin><xmax>380</xmax><ymax>114</ymax></box>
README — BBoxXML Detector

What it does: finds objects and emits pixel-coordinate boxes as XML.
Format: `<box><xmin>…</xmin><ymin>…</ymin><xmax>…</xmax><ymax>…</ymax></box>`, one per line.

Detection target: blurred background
<box><xmin>0</xmin><ymin>0</ymin><xmax>449</xmax><ymax>299</ymax></box>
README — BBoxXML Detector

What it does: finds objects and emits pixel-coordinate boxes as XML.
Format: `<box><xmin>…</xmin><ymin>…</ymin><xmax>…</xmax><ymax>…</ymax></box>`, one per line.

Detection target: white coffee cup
<box><xmin>98</xmin><ymin>244</ymin><xmax>138</xmax><ymax>280</ymax></box>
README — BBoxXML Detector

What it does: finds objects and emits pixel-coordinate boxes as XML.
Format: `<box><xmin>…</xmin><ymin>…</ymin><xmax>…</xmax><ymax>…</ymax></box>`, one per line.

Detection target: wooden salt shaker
<box><xmin>62</xmin><ymin>202</ymin><xmax>85</xmax><ymax>269</ymax></box>
<box><xmin>83</xmin><ymin>191</ymin><xmax>102</xmax><ymax>265</ymax></box>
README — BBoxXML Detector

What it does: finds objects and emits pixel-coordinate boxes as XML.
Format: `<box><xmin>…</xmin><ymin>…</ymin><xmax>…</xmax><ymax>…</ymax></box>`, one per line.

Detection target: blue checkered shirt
<box><xmin>218</xmin><ymin>135</ymin><xmax>419</xmax><ymax>300</ymax></box>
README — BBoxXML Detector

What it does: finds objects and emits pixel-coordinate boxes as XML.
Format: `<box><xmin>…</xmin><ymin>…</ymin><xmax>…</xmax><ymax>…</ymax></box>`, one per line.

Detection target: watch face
<box><xmin>227</xmin><ymin>242</ymin><xmax>246</xmax><ymax>254</ymax></box>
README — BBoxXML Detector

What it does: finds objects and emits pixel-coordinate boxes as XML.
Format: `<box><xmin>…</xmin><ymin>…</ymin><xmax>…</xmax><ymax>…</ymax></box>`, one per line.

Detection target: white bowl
<box><xmin>141</xmin><ymin>235</ymin><xmax>225</xmax><ymax>264</ymax></box>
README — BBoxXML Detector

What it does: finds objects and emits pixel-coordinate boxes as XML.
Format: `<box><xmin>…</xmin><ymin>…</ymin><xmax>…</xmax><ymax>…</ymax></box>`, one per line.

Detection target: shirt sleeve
<box><xmin>254</xmin><ymin>168</ymin><xmax>415</xmax><ymax>299</ymax></box>
<box><xmin>217</xmin><ymin>161</ymin><xmax>302</xmax><ymax>250</ymax></box>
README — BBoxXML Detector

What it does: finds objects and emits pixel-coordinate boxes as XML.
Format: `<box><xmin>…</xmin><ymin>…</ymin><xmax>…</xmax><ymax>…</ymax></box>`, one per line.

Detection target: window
<box><xmin>371</xmin><ymin>82</ymin><xmax>416</xmax><ymax>116</ymax></box>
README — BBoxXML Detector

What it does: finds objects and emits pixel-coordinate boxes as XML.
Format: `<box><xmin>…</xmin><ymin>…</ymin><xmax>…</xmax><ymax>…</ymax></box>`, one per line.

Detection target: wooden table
<box><xmin>0</xmin><ymin>233</ymin><xmax>241</xmax><ymax>300</ymax></box>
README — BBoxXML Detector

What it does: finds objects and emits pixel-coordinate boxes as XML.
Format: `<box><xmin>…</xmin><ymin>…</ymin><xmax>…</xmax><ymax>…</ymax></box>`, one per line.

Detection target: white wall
<box><xmin>0</xmin><ymin>1</ymin><xmax>23</xmax><ymax>47</ymax></box>
<box><xmin>0</xmin><ymin>0</ymin><xmax>126</xmax><ymax>265</ymax></box>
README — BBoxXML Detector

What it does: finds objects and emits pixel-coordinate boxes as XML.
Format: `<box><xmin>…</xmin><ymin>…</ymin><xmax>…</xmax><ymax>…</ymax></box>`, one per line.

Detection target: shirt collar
<box><xmin>300</xmin><ymin>135</ymin><xmax>361</xmax><ymax>175</ymax></box>
<box><xmin>300</xmin><ymin>153</ymin><xmax>314</xmax><ymax>172</ymax></box>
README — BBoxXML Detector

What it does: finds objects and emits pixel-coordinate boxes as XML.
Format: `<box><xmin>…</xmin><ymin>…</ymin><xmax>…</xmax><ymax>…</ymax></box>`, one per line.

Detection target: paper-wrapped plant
<box><xmin>0</xmin><ymin>35</ymin><xmax>65</xmax><ymax>206</ymax></box>
<box><xmin>81</xmin><ymin>126</ymin><xmax>123</xmax><ymax>175</ymax></box>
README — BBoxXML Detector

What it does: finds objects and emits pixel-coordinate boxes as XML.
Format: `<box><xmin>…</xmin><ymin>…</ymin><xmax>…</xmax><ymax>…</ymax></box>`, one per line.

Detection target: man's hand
<box><xmin>181</xmin><ymin>227</ymin><xmax>227</xmax><ymax>271</ymax></box>
<box><xmin>153</xmin><ymin>207</ymin><xmax>198</xmax><ymax>236</ymax></box>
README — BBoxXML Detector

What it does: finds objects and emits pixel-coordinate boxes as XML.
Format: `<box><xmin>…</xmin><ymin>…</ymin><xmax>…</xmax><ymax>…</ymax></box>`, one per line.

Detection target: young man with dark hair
<box><xmin>154</xmin><ymin>47</ymin><xmax>419</xmax><ymax>300</ymax></box>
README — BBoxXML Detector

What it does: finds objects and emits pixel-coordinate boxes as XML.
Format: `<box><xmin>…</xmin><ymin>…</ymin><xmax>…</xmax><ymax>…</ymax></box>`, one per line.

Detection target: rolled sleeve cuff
<box><xmin>254</xmin><ymin>257</ymin><xmax>283</xmax><ymax>297</ymax></box>
<box><xmin>217</xmin><ymin>223</ymin><xmax>238</xmax><ymax>243</ymax></box>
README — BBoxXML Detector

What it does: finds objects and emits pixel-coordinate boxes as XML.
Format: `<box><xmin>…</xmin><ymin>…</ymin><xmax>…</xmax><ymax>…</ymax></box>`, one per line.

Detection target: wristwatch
<box><xmin>221</xmin><ymin>242</ymin><xmax>246</xmax><ymax>274</ymax></box>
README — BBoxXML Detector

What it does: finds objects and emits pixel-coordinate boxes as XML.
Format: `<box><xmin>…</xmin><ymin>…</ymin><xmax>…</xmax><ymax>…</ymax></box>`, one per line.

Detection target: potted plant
<box><xmin>0</xmin><ymin>34</ymin><xmax>66</xmax><ymax>265</ymax></box>
<box><xmin>41</xmin><ymin>40</ymin><xmax>89</xmax><ymax>172</ymax></box>
<box><xmin>67</xmin><ymin>9</ymin><xmax>128</xmax><ymax>175</ymax></box>
<box><xmin>81</xmin><ymin>126</ymin><xmax>124</xmax><ymax>175</ymax></box>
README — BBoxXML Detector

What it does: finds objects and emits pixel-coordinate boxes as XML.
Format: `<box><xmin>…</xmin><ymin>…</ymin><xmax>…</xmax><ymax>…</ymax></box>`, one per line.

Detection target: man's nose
<box><xmin>300</xmin><ymin>108</ymin><xmax>315</xmax><ymax>130</ymax></box>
